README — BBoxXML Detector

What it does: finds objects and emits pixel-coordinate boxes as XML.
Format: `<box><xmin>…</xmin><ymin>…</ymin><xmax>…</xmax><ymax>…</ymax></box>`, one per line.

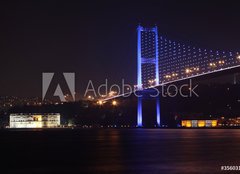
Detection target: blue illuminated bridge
<box><xmin>105</xmin><ymin>25</ymin><xmax>240</xmax><ymax>127</ymax></box>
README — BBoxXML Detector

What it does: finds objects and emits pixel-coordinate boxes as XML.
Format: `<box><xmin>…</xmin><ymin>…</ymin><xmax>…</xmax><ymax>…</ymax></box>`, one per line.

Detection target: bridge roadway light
<box><xmin>209</xmin><ymin>63</ymin><xmax>216</xmax><ymax>67</ymax></box>
<box><xmin>237</xmin><ymin>55</ymin><xmax>240</xmax><ymax>60</ymax></box>
<box><xmin>185</xmin><ymin>68</ymin><xmax>190</xmax><ymax>74</ymax></box>
<box><xmin>172</xmin><ymin>73</ymin><xmax>178</xmax><ymax>77</ymax></box>
<box><xmin>165</xmin><ymin>75</ymin><xmax>171</xmax><ymax>79</ymax></box>
<box><xmin>193</xmin><ymin>67</ymin><xmax>199</xmax><ymax>71</ymax></box>
<box><xmin>218</xmin><ymin>60</ymin><xmax>225</xmax><ymax>64</ymax></box>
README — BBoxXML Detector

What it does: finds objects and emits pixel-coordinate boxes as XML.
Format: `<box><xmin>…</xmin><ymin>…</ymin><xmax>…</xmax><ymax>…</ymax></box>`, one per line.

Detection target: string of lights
<box><xmin>139</xmin><ymin>26</ymin><xmax>240</xmax><ymax>89</ymax></box>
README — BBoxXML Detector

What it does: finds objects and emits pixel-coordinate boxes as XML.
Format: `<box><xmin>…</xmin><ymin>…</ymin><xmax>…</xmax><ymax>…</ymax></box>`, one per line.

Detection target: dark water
<box><xmin>1</xmin><ymin>129</ymin><xmax>240</xmax><ymax>174</ymax></box>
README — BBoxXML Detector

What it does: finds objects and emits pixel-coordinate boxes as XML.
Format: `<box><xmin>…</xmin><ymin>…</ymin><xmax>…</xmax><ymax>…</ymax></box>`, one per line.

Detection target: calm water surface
<box><xmin>1</xmin><ymin>129</ymin><xmax>240</xmax><ymax>174</ymax></box>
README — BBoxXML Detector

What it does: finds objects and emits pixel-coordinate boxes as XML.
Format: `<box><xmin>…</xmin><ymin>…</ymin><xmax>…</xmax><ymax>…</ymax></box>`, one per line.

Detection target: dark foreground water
<box><xmin>1</xmin><ymin>129</ymin><xmax>240</xmax><ymax>174</ymax></box>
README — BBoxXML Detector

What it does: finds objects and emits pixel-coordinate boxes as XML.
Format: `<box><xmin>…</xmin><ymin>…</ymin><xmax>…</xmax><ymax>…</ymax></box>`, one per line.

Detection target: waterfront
<box><xmin>1</xmin><ymin>129</ymin><xmax>240</xmax><ymax>174</ymax></box>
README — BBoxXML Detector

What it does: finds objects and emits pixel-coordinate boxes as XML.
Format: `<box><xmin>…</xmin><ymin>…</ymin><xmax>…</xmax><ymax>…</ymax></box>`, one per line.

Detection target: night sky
<box><xmin>1</xmin><ymin>1</ymin><xmax>240</xmax><ymax>98</ymax></box>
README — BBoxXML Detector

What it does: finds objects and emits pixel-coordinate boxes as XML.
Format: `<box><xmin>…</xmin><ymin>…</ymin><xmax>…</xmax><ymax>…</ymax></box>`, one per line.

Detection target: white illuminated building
<box><xmin>10</xmin><ymin>113</ymin><xmax>61</xmax><ymax>128</ymax></box>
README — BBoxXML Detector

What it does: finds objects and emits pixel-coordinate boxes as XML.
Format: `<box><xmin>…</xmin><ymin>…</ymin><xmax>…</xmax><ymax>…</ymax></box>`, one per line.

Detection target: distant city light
<box><xmin>109</xmin><ymin>91</ymin><xmax>117</xmax><ymax>97</ymax></box>
<box><xmin>112</xmin><ymin>100</ymin><xmax>117</xmax><ymax>106</ymax></box>
<box><xmin>87</xmin><ymin>95</ymin><xmax>94</xmax><ymax>100</ymax></box>
<box><xmin>97</xmin><ymin>100</ymin><xmax>103</xmax><ymax>105</ymax></box>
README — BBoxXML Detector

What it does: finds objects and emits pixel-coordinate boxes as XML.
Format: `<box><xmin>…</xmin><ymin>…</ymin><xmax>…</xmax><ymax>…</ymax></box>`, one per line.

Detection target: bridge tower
<box><xmin>137</xmin><ymin>25</ymin><xmax>161</xmax><ymax>127</ymax></box>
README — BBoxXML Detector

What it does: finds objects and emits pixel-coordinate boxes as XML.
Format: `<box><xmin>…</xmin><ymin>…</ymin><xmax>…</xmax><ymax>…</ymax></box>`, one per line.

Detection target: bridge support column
<box><xmin>137</xmin><ymin>97</ymin><xmax>143</xmax><ymax>127</ymax></box>
<box><xmin>136</xmin><ymin>25</ymin><xmax>160</xmax><ymax>128</ymax></box>
<box><xmin>156</xmin><ymin>96</ymin><xmax>161</xmax><ymax>127</ymax></box>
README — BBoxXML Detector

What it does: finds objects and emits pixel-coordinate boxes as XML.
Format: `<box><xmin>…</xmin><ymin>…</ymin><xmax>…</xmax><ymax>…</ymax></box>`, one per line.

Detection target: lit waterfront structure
<box><xmin>181</xmin><ymin>120</ymin><xmax>218</xmax><ymax>128</ymax></box>
<box><xmin>218</xmin><ymin>117</ymin><xmax>240</xmax><ymax>127</ymax></box>
<box><xmin>9</xmin><ymin>113</ymin><xmax>61</xmax><ymax>128</ymax></box>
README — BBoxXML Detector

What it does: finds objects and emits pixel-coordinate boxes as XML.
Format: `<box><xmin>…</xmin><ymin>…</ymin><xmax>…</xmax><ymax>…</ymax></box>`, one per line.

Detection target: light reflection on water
<box><xmin>1</xmin><ymin>129</ymin><xmax>240</xmax><ymax>174</ymax></box>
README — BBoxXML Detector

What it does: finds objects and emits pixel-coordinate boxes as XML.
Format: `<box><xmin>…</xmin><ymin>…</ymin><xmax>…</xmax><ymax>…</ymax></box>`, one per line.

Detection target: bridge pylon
<box><xmin>137</xmin><ymin>25</ymin><xmax>161</xmax><ymax>127</ymax></box>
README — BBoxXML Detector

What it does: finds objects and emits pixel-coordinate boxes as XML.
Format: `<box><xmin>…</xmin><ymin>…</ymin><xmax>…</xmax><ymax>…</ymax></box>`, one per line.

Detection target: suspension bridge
<box><xmin>104</xmin><ymin>25</ymin><xmax>240</xmax><ymax>127</ymax></box>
